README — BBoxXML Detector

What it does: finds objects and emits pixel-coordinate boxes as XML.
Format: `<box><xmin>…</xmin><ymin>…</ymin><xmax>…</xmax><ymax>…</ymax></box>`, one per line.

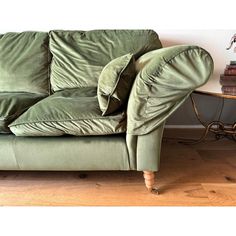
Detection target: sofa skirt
<box><xmin>0</xmin><ymin>134</ymin><xmax>131</xmax><ymax>171</ymax></box>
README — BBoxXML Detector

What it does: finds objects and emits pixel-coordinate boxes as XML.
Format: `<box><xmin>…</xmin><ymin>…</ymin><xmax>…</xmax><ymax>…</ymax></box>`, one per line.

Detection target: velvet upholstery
<box><xmin>0</xmin><ymin>134</ymin><xmax>130</xmax><ymax>170</ymax></box>
<box><xmin>0</xmin><ymin>30</ymin><xmax>214</xmax><ymax>174</ymax></box>
<box><xmin>0</xmin><ymin>32</ymin><xmax>50</xmax><ymax>94</ymax></box>
<box><xmin>97</xmin><ymin>53</ymin><xmax>136</xmax><ymax>115</ymax></box>
<box><xmin>127</xmin><ymin>46</ymin><xmax>214</xmax><ymax>135</ymax></box>
<box><xmin>10</xmin><ymin>87</ymin><xmax>126</xmax><ymax>136</ymax></box>
<box><xmin>0</xmin><ymin>93</ymin><xmax>45</xmax><ymax>133</ymax></box>
<box><xmin>49</xmin><ymin>30</ymin><xmax>162</xmax><ymax>91</ymax></box>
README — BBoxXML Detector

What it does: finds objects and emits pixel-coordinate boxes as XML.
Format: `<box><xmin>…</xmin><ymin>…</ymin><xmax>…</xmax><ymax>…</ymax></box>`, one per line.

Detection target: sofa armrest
<box><xmin>127</xmin><ymin>45</ymin><xmax>214</xmax><ymax>135</ymax></box>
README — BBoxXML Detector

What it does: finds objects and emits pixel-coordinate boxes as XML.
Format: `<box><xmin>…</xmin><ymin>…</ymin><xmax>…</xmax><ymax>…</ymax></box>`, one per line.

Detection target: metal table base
<box><xmin>181</xmin><ymin>94</ymin><xmax>236</xmax><ymax>144</ymax></box>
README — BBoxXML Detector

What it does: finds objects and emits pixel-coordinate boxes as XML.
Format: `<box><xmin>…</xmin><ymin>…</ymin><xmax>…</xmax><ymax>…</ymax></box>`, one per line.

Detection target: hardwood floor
<box><xmin>0</xmin><ymin>128</ymin><xmax>236</xmax><ymax>206</ymax></box>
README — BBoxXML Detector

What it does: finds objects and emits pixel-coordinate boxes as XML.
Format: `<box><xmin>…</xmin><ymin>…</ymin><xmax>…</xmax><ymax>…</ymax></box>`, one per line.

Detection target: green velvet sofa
<box><xmin>0</xmin><ymin>30</ymin><xmax>214</xmax><ymax>192</ymax></box>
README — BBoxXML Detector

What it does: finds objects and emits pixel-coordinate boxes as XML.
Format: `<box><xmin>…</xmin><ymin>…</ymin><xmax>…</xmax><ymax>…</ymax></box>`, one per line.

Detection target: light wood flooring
<box><xmin>1</xmin><ymin>129</ymin><xmax>236</xmax><ymax>206</ymax></box>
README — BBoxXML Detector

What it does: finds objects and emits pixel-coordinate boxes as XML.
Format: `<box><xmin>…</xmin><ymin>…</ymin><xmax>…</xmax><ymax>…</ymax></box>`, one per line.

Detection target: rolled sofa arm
<box><xmin>127</xmin><ymin>45</ymin><xmax>214</xmax><ymax>135</ymax></box>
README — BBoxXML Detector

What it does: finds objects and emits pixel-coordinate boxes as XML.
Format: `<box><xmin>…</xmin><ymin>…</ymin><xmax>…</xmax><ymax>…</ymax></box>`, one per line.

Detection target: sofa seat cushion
<box><xmin>0</xmin><ymin>32</ymin><xmax>50</xmax><ymax>95</ymax></box>
<box><xmin>49</xmin><ymin>30</ymin><xmax>162</xmax><ymax>91</ymax></box>
<box><xmin>9</xmin><ymin>87</ymin><xmax>127</xmax><ymax>136</ymax></box>
<box><xmin>0</xmin><ymin>93</ymin><xmax>45</xmax><ymax>133</ymax></box>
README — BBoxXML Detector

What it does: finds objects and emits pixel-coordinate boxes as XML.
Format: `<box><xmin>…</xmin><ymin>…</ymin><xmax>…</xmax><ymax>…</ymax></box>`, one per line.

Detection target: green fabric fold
<box><xmin>0</xmin><ymin>93</ymin><xmax>46</xmax><ymax>133</ymax></box>
<box><xmin>0</xmin><ymin>32</ymin><xmax>50</xmax><ymax>94</ymax></box>
<box><xmin>97</xmin><ymin>53</ymin><xmax>136</xmax><ymax>115</ymax></box>
<box><xmin>9</xmin><ymin>88</ymin><xmax>126</xmax><ymax>136</ymax></box>
<box><xmin>49</xmin><ymin>30</ymin><xmax>162</xmax><ymax>91</ymax></box>
<box><xmin>127</xmin><ymin>45</ymin><xmax>214</xmax><ymax>135</ymax></box>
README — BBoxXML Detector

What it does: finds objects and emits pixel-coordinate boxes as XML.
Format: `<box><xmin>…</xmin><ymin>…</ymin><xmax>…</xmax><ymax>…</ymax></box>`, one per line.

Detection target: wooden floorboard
<box><xmin>0</xmin><ymin>128</ymin><xmax>236</xmax><ymax>206</ymax></box>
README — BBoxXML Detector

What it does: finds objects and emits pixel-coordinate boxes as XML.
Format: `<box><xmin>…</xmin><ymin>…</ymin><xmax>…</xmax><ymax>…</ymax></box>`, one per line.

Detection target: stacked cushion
<box><xmin>0</xmin><ymin>93</ymin><xmax>45</xmax><ymax>133</ymax></box>
<box><xmin>9</xmin><ymin>87</ymin><xmax>126</xmax><ymax>136</ymax></box>
<box><xmin>0</xmin><ymin>32</ymin><xmax>50</xmax><ymax>94</ymax></box>
<box><xmin>49</xmin><ymin>30</ymin><xmax>162</xmax><ymax>91</ymax></box>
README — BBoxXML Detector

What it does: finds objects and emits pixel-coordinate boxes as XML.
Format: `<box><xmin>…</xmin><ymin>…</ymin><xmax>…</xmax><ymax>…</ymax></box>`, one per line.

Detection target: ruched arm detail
<box><xmin>127</xmin><ymin>45</ymin><xmax>214</xmax><ymax>135</ymax></box>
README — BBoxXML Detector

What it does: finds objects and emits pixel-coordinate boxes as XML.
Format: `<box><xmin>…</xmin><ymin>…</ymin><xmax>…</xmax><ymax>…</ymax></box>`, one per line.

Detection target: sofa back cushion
<box><xmin>49</xmin><ymin>30</ymin><xmax>162</xmax><ymax>91</ymax></box>
<box><xmin>0</xmin><ymin>32</ymin><xmax>50</xmax><ymax>94</ymax></box>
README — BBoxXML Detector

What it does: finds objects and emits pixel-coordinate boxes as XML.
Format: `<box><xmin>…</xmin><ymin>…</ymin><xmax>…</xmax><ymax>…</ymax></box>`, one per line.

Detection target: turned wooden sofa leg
<box><xmin>143</xmin><ymin>171</ymin><xmax>158</xmax><ymax>194</ymax></box>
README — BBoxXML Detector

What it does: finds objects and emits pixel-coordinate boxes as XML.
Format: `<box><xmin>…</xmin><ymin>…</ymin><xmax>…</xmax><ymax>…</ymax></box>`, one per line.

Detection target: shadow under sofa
<box><xmin>0</xmin><ymin>30</ymin><xmax>214</xmax><ymax>192</ymax></box>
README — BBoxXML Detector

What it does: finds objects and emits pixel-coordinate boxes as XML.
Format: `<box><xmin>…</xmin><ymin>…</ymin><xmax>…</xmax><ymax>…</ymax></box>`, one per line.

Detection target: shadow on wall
<box><xmin>166</xmin><ymin>94</ymin><xmax>236</xmax><ymax>126</ymax></box>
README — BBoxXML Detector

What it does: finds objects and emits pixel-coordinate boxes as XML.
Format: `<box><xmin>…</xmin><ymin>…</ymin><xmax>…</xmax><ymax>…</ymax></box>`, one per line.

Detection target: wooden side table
<box><xmin>185</xmin><ymin>77</ymin><xmax>236</xmax><ymax>144</ymax></box>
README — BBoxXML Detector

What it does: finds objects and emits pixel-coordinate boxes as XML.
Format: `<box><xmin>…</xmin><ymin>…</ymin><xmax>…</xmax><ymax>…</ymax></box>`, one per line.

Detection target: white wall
<box><xmin>1</xmin><ymin>0</ymin><xmax>236</xmax><ymax>126</ymax></box>
<box><xmin>159</xmin><ymin>30</ymin><xmax>236</xmax><ymax>76</ymax></box>
<box><xmin>0</xmin><ymin>0</ymin><xmax>235</xmax><ymax>31</ymax></box>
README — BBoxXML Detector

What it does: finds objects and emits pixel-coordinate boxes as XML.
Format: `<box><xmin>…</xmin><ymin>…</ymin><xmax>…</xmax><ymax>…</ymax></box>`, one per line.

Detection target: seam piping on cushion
<box><xmin>12</xmin><ymin>130</ymin><xmax>127</xmax><ymax>136</ymax></box>
<box><xmin>154</xmin><ymin>47</ymin><xmax>207</xmax><ymax>80</ymax></box>
<box><xmin>141</xmin><ymin>46</ymin><xmax>204</xmax><ymax>84</ymax></box>
<box><xmin>148</xmin><ymin>48</ymin><xmax>213</xmax><ymax>89</ymax></box>
<box><xmin>9</xmin><ymin>115</ymin><xmax>126</xmax><ymax>127</ymax></box>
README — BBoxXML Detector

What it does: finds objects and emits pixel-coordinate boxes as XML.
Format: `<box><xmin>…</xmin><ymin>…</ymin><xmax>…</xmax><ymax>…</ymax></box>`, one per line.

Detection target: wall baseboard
<box><xmin>165</xmin><ymin>125</ymin><xmax>204</xmax><ymax>129</ymax></box>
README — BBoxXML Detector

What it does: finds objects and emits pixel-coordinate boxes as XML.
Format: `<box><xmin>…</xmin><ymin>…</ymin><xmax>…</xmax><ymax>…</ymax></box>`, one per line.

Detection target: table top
<box><xmin>195</xmin><ymin>76</ymin><xmax>236</xmax><ymax>99</ymax></box>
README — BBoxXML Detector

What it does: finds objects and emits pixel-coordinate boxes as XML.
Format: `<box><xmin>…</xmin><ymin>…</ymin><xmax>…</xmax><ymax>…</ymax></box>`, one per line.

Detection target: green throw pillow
<box><xmin>97</xmin><ymin>53</ymin><xmax>136</xmax><ymax>116</ymax></box>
